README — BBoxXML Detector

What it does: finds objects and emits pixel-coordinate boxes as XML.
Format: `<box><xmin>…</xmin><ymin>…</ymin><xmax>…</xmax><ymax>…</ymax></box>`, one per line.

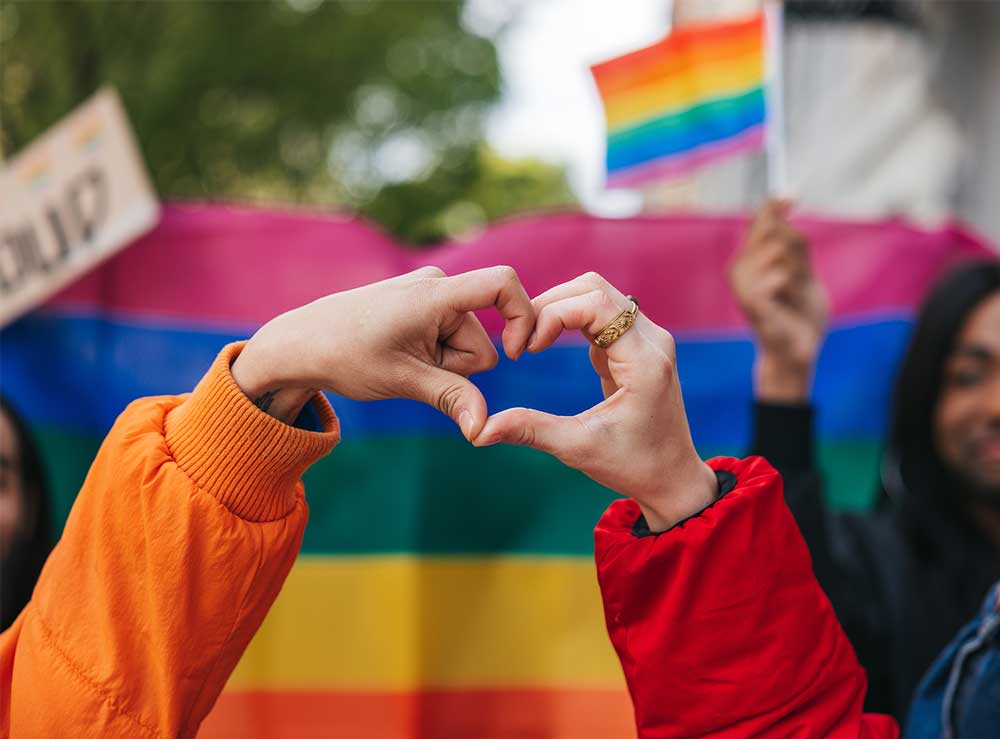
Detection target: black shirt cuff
<box><xmin>632</xmin><ymin>470</ymin><xmax>738</xmax><ymax>538</ymax></box>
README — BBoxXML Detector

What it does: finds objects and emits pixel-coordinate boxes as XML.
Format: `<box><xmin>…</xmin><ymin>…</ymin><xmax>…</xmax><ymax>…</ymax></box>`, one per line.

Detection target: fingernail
<box><xmin>476</xmin><ymin>434</ymin><xmax>500</xmax><ymax>447</ymax></box>
<box><xmin>527</xmin><ymin>331</ymin><xmax>537</xmax><ymax>352</ymax></box>
<box><xmin>459</xmin><ymin>411</ymin><xmax>474</xmax><ymax>440</ymax></box>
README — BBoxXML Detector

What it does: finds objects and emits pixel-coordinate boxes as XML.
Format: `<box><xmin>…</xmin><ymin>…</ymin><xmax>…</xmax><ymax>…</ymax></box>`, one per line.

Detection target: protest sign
<box><xmin>0</xmin><ymin>87</ymin><xmax>159</xmax><ymax>326</ymax></box>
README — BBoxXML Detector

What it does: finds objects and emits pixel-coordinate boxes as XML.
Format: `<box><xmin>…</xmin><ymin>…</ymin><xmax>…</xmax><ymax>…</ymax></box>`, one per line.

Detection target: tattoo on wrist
<box><xmin>254</xmin><ymin>389</ymin><xmax>280</xmax><ymax>413</ymax></box>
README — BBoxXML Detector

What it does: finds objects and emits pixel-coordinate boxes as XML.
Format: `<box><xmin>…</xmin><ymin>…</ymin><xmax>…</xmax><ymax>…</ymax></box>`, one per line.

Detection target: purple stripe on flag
<box><xmin>607</xmin><ymin>125</ymin><xmax>765</xmax><ymax>188</ymax></box>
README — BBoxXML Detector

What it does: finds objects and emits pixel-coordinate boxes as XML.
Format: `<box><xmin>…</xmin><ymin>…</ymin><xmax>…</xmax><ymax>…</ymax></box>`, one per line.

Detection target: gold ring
<box><xmin>593</xmin><ymin>295</ymin><xmax>639</xmax><ymax>349</ymax></box>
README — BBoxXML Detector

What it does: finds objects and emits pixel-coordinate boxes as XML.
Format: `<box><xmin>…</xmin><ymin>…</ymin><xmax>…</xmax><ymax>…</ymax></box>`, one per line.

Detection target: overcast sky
<box><xmin>472</xmin><ymin>0</ymin><xmax>672</xmax><ymax>215</ymax></box>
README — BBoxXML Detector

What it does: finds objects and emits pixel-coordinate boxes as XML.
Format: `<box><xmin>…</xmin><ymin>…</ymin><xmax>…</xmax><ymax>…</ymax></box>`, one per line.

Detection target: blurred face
<box><xmin>0</xmin><ymin>409</ymin><xmax>25</xmax><ymax>560</ymax></box>
<box><xmin>935</xmin><ymin>292</ymin><xmax>1000</xmax><ymax>500</ymax></box>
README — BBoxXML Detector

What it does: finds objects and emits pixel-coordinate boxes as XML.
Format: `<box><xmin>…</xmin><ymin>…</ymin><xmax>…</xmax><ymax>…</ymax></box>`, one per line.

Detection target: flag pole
<box><xmin>763</xmin><ymin>0</ymin><xmax>789</xmax><ymax>198</ymax></box>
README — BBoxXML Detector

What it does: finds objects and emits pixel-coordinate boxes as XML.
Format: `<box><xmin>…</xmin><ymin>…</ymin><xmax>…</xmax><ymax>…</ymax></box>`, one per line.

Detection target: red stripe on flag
<box><xmin>591</xmin><ymin>13</ymin><xmax>763</xmax><ymax>94</ymax></box>
<box><xmin>200</xmin><ymin>688</ymin><xmax>635</xmax><ymax>739</ymax></box>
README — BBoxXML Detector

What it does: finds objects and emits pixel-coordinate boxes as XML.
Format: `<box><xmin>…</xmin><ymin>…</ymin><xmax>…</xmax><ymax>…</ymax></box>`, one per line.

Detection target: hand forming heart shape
<box><xmin>233</xmin><ymin>265</ymin><xmax>718</xmax><ymax>531</ymax></box>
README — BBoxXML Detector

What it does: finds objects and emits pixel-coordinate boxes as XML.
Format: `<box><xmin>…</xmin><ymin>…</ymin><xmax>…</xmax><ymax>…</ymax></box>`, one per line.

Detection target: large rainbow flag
<box><xmin>592</xmin><ymin>13</ymin><xmax>767</xmax><ymax>187</ymax></box>
<box><xmin>0</xmin><ymin>204</ymin><xmax>990</xmax><ymax>737</ymax></box>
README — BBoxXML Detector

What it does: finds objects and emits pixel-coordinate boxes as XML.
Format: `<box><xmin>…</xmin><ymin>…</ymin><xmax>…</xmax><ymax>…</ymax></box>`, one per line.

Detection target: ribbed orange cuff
<box><xmin>164</xmin><ymin>342</ymin><xmax>340</xmax><ymax>521</ymax></box>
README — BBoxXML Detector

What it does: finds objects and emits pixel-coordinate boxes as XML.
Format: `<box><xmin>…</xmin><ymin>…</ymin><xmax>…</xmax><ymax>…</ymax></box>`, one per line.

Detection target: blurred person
<box><xmin>730</xmin><ymin>200</ymin><xmax>1000</xmax><ymax>722</ymax></box>
<box><xmin>0</xmin><ymin>263</ymin><xmax>902</xmax><ymax>737</ymax></box>
<box><xmin>906</xmin><ymin>579</ymin><xmax>1000</xmax><ymax>739</ymax></box>
<box><xmin>0</xmin><ymin>396</ymin><xmax>53</xmax><ymax>632</ymax></box>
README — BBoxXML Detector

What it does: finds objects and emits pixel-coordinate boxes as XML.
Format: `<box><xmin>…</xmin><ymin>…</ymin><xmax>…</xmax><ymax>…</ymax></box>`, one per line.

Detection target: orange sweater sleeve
<box><xmin>0</xmin><ymin>342</ymin><xmax>339</xmax><ymax>739</ymax></box>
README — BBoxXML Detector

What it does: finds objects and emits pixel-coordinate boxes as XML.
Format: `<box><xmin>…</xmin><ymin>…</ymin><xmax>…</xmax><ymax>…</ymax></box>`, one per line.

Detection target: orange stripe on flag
<box><xmin>201</xmin><ymin>688</ymin><xmax>636</xmax><ymax>739</ymax></box>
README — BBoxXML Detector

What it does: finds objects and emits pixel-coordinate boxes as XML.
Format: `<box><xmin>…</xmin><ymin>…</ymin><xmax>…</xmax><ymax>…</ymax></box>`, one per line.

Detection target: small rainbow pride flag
<box><xmin>592</xmin><ymin>13</ymin><xmax>768</xmax><ymax>187</ymax></box>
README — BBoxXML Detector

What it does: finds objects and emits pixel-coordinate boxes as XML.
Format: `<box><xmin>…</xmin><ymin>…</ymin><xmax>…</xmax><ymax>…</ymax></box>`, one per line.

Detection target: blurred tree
<box><xmin>0</xmin><ymin>0</ymin><xmax>575</xmax><ymax>244</ymax></box>
<box><xmin>367</xmin><ymin>145</ymin><xmax>576</xmax><ymax>243</ymax></box>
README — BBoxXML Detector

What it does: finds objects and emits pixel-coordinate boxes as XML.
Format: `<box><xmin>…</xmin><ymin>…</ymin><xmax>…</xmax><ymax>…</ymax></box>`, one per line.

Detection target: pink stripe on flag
<box><xmin>42</xmin><ymin>204</ymin><xmax>993</xmax><ymax>336</ymax></box>
<box><xmin>607</xmin><ymin>125</ymin><xmax>765</xmax><ymax>188</ymax></box>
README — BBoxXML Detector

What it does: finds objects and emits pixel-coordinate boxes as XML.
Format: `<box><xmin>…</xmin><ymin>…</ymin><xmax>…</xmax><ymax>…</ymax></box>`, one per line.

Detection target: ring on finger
<box><xmin>593</xmin><ymin>295</ymin><xmax>639</xmax><ymax>349</ymax></box>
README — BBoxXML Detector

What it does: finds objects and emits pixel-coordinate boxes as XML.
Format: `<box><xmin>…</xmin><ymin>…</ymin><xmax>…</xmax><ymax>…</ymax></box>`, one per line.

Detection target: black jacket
<box><xmin>752</xmin><ymin>402</ymin><xmax>1000</xmax><ymax>726</ymax></box>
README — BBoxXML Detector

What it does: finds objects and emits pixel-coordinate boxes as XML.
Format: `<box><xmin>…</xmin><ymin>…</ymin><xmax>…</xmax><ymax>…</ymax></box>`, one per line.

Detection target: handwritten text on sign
<box><xmin>0</xmin><ymin>88</ymin><xmax>160</xmax><ymax>326</ymax></box>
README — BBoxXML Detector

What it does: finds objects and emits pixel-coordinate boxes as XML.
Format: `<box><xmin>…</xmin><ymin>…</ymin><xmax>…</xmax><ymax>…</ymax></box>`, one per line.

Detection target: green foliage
<box><xmin>366</xmin><ymin>145</ymin><xmax>576</xmax><ymax>243</ymax></box>
<box><xmin>0</xmin><ymin>0</ymin><xmax>575</xmax><ymax>244</ymax></box>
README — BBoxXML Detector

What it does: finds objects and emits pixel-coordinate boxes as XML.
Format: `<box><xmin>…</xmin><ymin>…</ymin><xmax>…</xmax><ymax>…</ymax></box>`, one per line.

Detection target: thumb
<box><xmin>771</xmin><ymin>197</ymin><xmax>795</xmax><ymax>218</ymax></box>
<box><xmin>474</xmin><ymin>407</ymin><xmax>591</xmax><ymax>465</ymax></box>
<box><xmin>408</xmin><ymin>366</ymin><xmax>488</xmax><ymax>442</ymax></box>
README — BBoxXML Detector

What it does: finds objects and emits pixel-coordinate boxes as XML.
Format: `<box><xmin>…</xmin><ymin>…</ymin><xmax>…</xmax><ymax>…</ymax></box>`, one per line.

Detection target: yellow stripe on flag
<box><xmin>227</xmin><ymin>556</ymin><xmax>625</xmax><ymax>691</ymax></box>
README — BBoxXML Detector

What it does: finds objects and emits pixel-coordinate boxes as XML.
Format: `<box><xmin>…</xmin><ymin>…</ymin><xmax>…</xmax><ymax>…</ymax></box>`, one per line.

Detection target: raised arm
<box><xmin>479</xmin><ymin>272</ymin><xmax>897</xmax><ymax>739</ymax></box>
<box><xmin>0</xmin><ymin>265</ymin><xmax>534</xmax><ymax>738</ymax></box>
<box><xmin>731</xmin><ymin>203</ymin><xmax>898</xmax><ymax>710</ymax></box>
<box><xmin>730</xmin><ymin>200</ymin><xmax>837</xmax><ymax>583</ymax></box>
<box><xmin>730</xmin><ymin>199</ymin><xmax>828</xmax><ymax>407</ymax></box>
<box><xmin>0</xmin><ymin>345</ymin><xmax>338</xmax><ymax>739</ymax></box>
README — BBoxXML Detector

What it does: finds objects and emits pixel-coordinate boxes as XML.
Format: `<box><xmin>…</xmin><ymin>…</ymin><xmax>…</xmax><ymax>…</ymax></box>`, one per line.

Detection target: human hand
<box><xmin>231</xmin><ymin>265</ymin><xmax>534</xmax><ymax>440</ymax></box>
<box><xmin>730</xmin><ymin>200</ymin><xmax>829</xmax><ymax>402</ymax></box>
<box><xmin>475</xmin><ymin>272</ymin><xmax>718</xmax><ymax>531</ymax></box>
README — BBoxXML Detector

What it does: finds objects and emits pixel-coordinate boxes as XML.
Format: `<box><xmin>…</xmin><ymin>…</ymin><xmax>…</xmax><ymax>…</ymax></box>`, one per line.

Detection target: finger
<box><xmin>741</xmin><ymin>268</ymin><xmax>795</xmax><ymax>317</ymax></box>
<box><xmin>530</xmin><ymin>271</ymin><xmax>626</xmax><ymax>316</ymax></box>
<box><xmin>589</xmin><ymin>344</ymin><xmax>618</xmax><ymax>398</ymax></box>
<box><xmin>527</xmin><ymin>272</ymin><xmax>630</xmax><ymax>350</ymax></box>
<box><xmin>748</xmin><ymin>227</ymin><xmax>805</xmax><ymax>268</ymax></box>
<box><xmin>735</xmin><ymin>239</ymin><xmax>803</xmax><ymax>292</ymax></box>
<box><xmin>771</xmin><ymin>223</ymin><xmax>810</xmax><ymax>272</ymax></box>
<box><xmin>439</xmin><ymin>312</ymin><xmax>498</xmax><ymax>376</ymax></box>
<box><xmin>406</xmin><ymin>365</ymin><xmax>489</xmax><ymax>442</ymax></box>
<box><xmin>770</xmin><ymin>198</ymin><xmax>795</xmax><ymax>219</ymax></box>
<box><xmin>474</xmin><ymin>407</ymin><xmax>592</xmax><ymax>465</ymax></box>
<box><xmin>750</xmin><ymin>198</ymin><xmax>794</xmax><ymax>234</ymax></box>
<box><xmin>437</xmin><ymin>265</ymin><xmax>534</xmax><ymax>360</ymax></box>
<box><xmin>408</xmin><ymin>265</ymin><xmax>447</xmax><ymax>279</ymax></box>
<box><xmin>531</xmin><ymin>289</ymin><xmax>639</xmax><ymax>355</ymax></box>
<box><xmin>744</xmin><ymin>199</ymin><xmax>795</xmax><ymax>254</ymax></box>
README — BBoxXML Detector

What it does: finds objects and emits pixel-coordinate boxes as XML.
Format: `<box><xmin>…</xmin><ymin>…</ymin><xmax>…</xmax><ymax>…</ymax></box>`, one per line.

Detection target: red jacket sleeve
<box><xmin>0</xmin><ymin>343</ymin><xmax>339</xmax><ymax>739</ymax></box>
<box><xmin>594</xmin><ymin>456</ymin><xmax>899</xmax><ymax>739</ymax></box>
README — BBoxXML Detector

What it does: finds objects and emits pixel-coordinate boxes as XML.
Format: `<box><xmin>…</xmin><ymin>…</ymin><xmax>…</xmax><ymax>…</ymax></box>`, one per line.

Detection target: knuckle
<box><xmin>774</xmin><ymin>271</ymin><xmax>793</xmax><ymax>288</ymax></box>
<box><xmin>581</xmin><ymin>271</ymin><xmax>607</xmax><ymax>290</ymax></box>
<box><xmin>477</xmin><ymin>344</ymin><xmax>500</xmax><ymax>372</ymax></box>
<box><xmin>655</xmin><ymin>355</ymin><xmax>677</xmax><ymax>383</ymax></box>
<box><xmin>494</xmin><ymin>264</ymin><xmax>518</xmax><ymax>283</ymax></box>
<box><xmin>515</xmin><ymin>421</ymin><xmax>537</xmax><ymax>448</ymax></box>
<box><xmin>416</xmin><ymin>265</ymin><xmax>446</xmax><ymax>279</ymax></box>
<box><xmin>658</xmin><ymin>327</ymin><xmax>676</xmax><ymax>352</ymax></box>
<box><xmin>759</xmin><ymin>224</ymin><xmax>781</xmax><ymax>242</ymax></box>
<box><xmin>651</xmin><ymin>331</ymin><xmax>677</xmax><ymax>371</ymax></box>
<box><xmin>730</xmin><ymin>263</ymin><xmax>750</xmax><ymax>288</ymax></box>
<box><xmin>434</xmin><ymin>382</ymin><xmax>466</xmax><ymax>416</ymax></box>
<box><xmin>660</xmin><ymin>349</ymin><xmax>677</xmax><ymax>373</ymax></box>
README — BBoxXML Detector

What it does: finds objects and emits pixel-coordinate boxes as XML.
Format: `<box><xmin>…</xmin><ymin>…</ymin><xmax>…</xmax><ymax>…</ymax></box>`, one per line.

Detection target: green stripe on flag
<box><xmin>33</xmin><ymin>426</ymin><xmax>882</xmax><ymax>554</ymax></box>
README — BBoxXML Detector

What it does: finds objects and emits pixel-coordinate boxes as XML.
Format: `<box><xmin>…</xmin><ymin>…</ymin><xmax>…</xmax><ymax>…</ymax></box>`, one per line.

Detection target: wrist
<box><xmin>637</xmin><ymin>455</ymin><xmax>719</xmax><ymax>532</ymax></box>
<box><xmin>231</xmin><ymin>337</ymin><xmax>317</xmax><ymax>425</ymax></box>
<box><xmin>166</xmin><ymin>343</ymin><xmax>339</xmax><ymax>520</ymax></box>
<box><xmin>755</xmin><ymin>352</ymin><xmax>814</xmax><ymax>404</ymax></box>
